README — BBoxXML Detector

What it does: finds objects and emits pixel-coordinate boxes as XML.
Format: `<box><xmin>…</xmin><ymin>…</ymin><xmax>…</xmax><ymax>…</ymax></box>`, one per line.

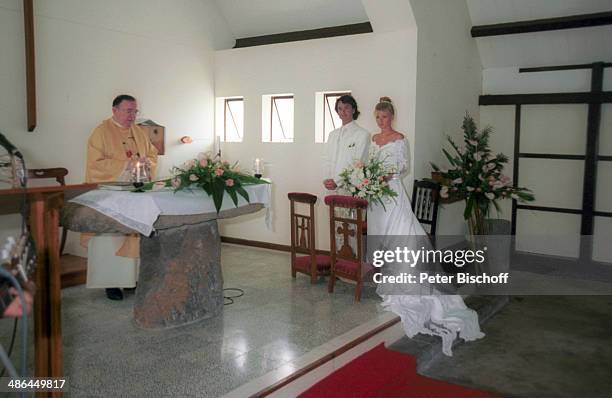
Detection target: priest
<box><xmin>82</xmin><ymin>94</ymin><xmax>158</xmax><ymax>300</ymax></box>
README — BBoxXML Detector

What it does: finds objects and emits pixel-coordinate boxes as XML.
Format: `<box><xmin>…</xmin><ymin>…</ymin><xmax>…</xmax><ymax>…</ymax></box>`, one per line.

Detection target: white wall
<box><xmin>215</xmin><ymin>29</ymin><xmax>418</xmax><ymax>249</ymax></box>
<box><xmin>215</xmin><ymin>0</ymin><xmax>483</xmax><ymax>247</ymax></box>
<box><xmin>480</xmin><ymin>67</ymin><xmax>612</xmax><ymax>261</ymax></box>
<box><xmin>409</xmin><ymin>0</ymin><xmax>483</xmax><ymax>235</ymax></box>
<box><xmin>0</xmin><ymin>0</ymin><xmax>233</xmax><ymax>253</ymax></box>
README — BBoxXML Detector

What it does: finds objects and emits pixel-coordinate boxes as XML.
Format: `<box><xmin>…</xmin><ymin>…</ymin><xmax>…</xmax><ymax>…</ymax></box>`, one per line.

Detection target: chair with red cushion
<box><xmin>324</xmin><ymin>195</ymin><xmax>369</xmax><ymax>302</ymax></box>
<box><xmin>288</xmin><ymin>193</ymin><xmax>331</xmax><ymax>284</ymax></box>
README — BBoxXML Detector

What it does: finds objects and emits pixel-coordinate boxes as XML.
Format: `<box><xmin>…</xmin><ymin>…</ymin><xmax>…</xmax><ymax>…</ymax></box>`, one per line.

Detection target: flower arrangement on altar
<box><xmin>431</xmin><ymin>114</ymin><xmax>534</xmax><ymax>235</ymax></box>
<box><xmin>143</xmin><ymin>152</ymin><xmax>267</xmax><ymax>213</ymax></box>
<box><xmin>337</xmin><ymin>150</ymin><xmax>398</xmax><ymax>209</ymax></box>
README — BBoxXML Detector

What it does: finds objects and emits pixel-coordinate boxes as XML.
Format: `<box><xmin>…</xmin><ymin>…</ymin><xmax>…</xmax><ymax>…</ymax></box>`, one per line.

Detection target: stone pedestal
<box><xmin>135</xmin><ymin>220</ymin><xmax>223</xmax><ymax>329</ymax></box>
<box><xmin>61</xmin><ymin>201</ymin><xmax>265</xmax><ymax>329</ymax></box>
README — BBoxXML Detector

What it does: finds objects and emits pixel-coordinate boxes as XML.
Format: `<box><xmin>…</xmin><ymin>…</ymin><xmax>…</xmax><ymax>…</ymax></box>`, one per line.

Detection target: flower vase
<box><xmin>466</xmin><ymin>204</ymin><xmax>488</xmax><ymax>247</ymax></box>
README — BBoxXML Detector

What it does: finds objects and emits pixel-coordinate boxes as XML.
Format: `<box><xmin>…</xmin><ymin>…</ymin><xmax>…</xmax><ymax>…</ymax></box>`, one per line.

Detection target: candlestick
<box><xmin>215</xmin><ymin>136</ymin><xmax>221</xmax><ymax>157</ymax></box>
<box><xmin>253</xmin><ymin>158</ymin><xmax>263</xmax><ymax>178</ymax></box>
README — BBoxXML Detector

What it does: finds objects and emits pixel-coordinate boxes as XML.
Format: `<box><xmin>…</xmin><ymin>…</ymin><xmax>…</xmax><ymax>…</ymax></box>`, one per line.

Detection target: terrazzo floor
<box><xmin>58</xmin><ymin>244</ymin><xmax>384</xmax><ymax>397</ymax></box>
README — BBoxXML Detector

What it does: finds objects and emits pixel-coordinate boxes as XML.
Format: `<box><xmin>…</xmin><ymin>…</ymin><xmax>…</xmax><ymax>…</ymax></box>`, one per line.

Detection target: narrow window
<box><xmin>262</xmin><ymin>94</ymin><xmax>294</xmax><ymax>143</ymax></box>
<box><xmin>215</xmin><ymin>96</ymin><xmax>244</xmax><ymax>142</ymax></box>
<box><xmin>315</xmin><ymin>91</ymin><xmax>351</xmax><ymax>143</ymax></box>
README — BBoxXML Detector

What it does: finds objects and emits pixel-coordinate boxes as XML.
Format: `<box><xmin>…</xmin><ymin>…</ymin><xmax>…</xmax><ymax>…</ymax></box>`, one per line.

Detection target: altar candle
<box><xmin>215</xmin><ymin>136</ymin><xmax>221</xmax><ymax>156</ymax></box>
<box><xmin>136</xmin><ymin>160</ymin><xmax>141</xmax><ymax>182</ymax></box>
<box><xmin>255</xmin><ymin>158</ymin><xmax>261</xmax><ymax>173</ymax></box>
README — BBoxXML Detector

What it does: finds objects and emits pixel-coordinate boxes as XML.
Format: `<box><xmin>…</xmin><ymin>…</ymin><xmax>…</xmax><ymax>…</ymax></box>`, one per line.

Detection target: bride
<box><xmin>368</xmin><ymin>97</ymin><xmax>484</xmax><ymax>356</ymax></box>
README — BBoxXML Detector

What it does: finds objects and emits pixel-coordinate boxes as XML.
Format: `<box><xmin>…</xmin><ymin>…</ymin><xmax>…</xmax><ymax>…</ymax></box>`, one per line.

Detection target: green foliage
<box><xmin>338</xmin><ymin>150</ymin><xmax>398</xmax><ymax>210</ymax></box>
<box><xmin>143</xmin><ymin>152</ymin><xmax>268</xmax><ymax>213</ymax></box>
<box><xmin>431</xmin><ymin>114</ymin><xmax>534</xmax><ymax>222</ymax></box>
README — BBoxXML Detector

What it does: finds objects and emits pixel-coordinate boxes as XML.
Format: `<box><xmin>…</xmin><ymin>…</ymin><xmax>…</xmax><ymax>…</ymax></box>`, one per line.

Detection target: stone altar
<box><xmin>62</xmin><ymin>201</ymin><xmax>265</xmax><ymax>329</ymax></box>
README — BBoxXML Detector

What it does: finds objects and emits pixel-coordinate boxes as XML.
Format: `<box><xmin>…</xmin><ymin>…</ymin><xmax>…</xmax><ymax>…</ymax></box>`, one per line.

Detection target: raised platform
<box><xmin>388</xmin><ymin>295</ymin><xmax>509</xmax><ymax>371</ymax></box>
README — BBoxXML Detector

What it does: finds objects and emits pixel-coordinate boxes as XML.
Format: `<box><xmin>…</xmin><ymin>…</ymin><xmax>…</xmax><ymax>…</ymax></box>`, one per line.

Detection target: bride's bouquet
<box><xmin>337</xmin><ymin>151</ymin><xmax>398</xmax><ymax>209</ymax></box>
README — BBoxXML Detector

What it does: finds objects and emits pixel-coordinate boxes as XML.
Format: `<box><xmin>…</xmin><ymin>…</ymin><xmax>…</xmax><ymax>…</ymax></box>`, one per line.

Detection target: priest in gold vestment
<box><xmin>83</xmin><ymin>94</ymin><xmax>158</xmax><ymax>300</ymax></box>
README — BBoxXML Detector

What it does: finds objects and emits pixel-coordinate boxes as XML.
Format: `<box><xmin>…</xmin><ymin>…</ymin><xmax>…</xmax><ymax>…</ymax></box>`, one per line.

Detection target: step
<box><xmin>387</xmin><ymin>295</ymin><xmax>509</xmax><ymax>371</ymax></box>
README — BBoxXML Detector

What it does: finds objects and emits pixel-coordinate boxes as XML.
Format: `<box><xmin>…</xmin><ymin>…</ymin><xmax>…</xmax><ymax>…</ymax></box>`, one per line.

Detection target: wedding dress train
<box><xmin>368</xmin><ymin>138</ymin><xmax>484</xmax><ymax>356</ymax></box>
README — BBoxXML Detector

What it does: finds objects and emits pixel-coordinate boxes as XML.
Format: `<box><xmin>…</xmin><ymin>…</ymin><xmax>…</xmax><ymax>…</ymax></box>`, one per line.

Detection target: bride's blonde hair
<box><xmin>375</xmin><ymin>96</ymin><xmax>395</xmax><ymax>117</ymax></box>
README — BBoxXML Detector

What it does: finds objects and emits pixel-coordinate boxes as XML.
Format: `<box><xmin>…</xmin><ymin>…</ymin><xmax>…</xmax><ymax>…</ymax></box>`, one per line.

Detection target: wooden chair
<box><xmin>325</xmin><ymin>195</ymin><xmax>369</xmax><ymax>302</ymax></box>
<box><xmin>288</xmin><ymin>193</ymin><xmax>331</xmax><ymax>284</ymax></box>
<box><xmin>27</xmin><ymin>168</ymin><xmax>69</xmax><ymax>254</ymax></box>
<box><xmin>411</xmin><ymin>179</ymin><xmax>441</xmax><ymax>238</ymax></box>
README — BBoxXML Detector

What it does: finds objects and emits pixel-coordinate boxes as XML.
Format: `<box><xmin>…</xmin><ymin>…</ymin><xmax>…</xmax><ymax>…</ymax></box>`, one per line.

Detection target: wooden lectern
<box><xmin>0</xmin><ymin>183</ymin><xmax>96</xmax><ymax>396</ymax></box>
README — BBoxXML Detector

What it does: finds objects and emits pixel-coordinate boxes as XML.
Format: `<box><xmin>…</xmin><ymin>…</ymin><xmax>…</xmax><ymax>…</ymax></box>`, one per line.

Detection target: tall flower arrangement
<box><xmin>431</xmin><ymin>114</ymin><xmax>534</xmax><ymax>235</ymax></box>
<box><xmin>144</xmin><ymin>152</ymin><xmax>267</xmax><ymax>213</ymax></box>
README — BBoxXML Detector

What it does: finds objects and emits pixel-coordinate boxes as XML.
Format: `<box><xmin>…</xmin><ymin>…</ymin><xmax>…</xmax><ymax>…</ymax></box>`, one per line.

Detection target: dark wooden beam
<box><xmin>519</xmin><ymin>153</ymin><xmax>586</xmax><ymax>160</ymax></box>
<box><xmin>221</xmin><ymin>236</ymin><xmax>290</xmax><ymax>252</ymax></box>
<box><xmin>23</xmin><ymin>0</ymin><xmax>36</xmax><ymax>131</ymax></box>
<box><xmin>520</xmin><ymin>62</ymin><xmax>612</xmax><ymax>73</ymax></box>
<box><xmin>479</xmin><ymin>92</ymin><xmax>612</xmax><ymax>105</ymax></box>
<box><xmin>234</xmin><ymin>22</ymin><xmax>372</xmax><ymax>48</ymax></box>
<box><xmin>471</xmin><ymin>11</ymin><xmax>612</xmax><ymax>37</ymax></box>
<box><xmin>511</xmin><ymin>105</ymin><xmax>520</xmax><ymax>236</ymax></box>
<box><xmin>579</xmin><ymin>63</ymin><xmax>603</xmax><ymax>261</ymax></box>
<box><xmin>516</xmin><ymin>204</ymin><xmax>583</xmax><ymax>215</ymax></box>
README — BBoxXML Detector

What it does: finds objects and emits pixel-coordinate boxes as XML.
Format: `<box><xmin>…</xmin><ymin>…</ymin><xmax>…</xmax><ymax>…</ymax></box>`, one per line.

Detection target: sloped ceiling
<box><xmin>213</xmin><ymin>0</ymin><xmax>369</xmax><ymax>38</ymax></box>
<box><xmin>211</xmin><ymin>0</ymin><xmax>611</xmax><ymax>68</ymax></box>
<box><xmin>466</xmin><ymin>0</ymin><xmax>612</xmax><ymax>68</ymax></box>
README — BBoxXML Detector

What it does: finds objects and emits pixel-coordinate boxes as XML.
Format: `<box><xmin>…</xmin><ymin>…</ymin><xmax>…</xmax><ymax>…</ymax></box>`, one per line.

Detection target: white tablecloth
<box><xmin>69</xmin><ymin>184</ymin><xmax>272</xmax><ymax>235</ymax></box>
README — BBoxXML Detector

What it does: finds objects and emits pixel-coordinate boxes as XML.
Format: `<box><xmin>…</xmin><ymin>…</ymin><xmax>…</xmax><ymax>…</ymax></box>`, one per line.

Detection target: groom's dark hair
<box><xmin>335</xmin><ymin>95</ymin><xmax>360</xmax><ymax>120</ymax></box>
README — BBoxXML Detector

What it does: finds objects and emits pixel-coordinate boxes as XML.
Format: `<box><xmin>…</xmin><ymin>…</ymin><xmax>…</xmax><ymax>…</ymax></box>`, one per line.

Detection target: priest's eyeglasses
<box><xmin>117</xmin><ymin>108</ymin><xmax>140</xmax><ymax>115</ymax></box>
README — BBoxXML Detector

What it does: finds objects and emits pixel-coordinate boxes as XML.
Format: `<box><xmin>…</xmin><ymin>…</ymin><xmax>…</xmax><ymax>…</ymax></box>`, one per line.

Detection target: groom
<box><xmin>323</xmin><ymin>95</ymin><xmax>370</xmax><ymax>191</ymax></box>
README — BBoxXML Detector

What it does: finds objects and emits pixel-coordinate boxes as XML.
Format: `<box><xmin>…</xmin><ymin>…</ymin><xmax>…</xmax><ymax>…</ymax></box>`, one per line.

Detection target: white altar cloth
<box><xmin>69</xmin><ymin>184</ymin><xmax>272</xmax><ymax>236</ymax></box>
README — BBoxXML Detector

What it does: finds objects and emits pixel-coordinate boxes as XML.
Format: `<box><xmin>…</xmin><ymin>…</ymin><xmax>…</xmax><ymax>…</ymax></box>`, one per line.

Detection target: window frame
<box><xmin>223</xmin><ymin>97</ymin><xmax>244</xmax><ymax>142</ymax></box>
<box><xmin>269</xmin><ymin>94</ymin><xmax>294</xmax><ymax>142</ymax></box>
<box><xmin>323</xmin><ymin>92</ymin><xmax>351</xmax><ymax>143</ymax></box>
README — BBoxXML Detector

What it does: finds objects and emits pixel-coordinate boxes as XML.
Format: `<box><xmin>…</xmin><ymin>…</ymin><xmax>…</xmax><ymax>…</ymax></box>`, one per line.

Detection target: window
<box><xmin>262</xmin><ymin>94</ymin><xmax>294</xmax><ymax>143</ymax></box>
<box><xmin>315</xmin><ymin>91</ymin><xmax>350</xmax><ymax>143</ymax></box>
<box><xmin>215</xmin><ymin>96</ymin><xmax>243</xmax><ymax>142</ymax></box>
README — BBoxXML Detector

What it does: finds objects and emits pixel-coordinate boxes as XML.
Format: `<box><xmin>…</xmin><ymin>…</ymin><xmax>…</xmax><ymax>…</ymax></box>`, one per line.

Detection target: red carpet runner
<box><xmin>298</xmin><ymin>343</ymin><xmax>500</xmax><ymax>398</ymax></box>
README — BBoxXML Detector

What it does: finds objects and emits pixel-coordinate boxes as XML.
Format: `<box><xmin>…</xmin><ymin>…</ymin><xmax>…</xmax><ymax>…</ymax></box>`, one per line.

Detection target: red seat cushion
<box><xmin>335</xmin><ymin>258</ymin><xmax>360</xmax><ymax>276</ymax></box>
<box><xmin>324</xmin><ymin>195</ymin><xmax>368</xmax><ymax>209</ymax></box>
<box><xmin>335</xmin><ymin>259</ymin><xmax>374</xmax><ymax>277</ymax></box>
<box><xmin>294</xmin><ymin>255</ymin><xmax>331</xmax><ymax>272</ymax></box>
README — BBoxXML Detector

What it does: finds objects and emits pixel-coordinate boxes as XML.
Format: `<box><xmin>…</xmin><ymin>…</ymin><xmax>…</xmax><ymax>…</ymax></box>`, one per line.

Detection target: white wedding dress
<box><xmin>368</xmin><ymin>138</ymin><xmax>484</xmax><ymax>356</ymax></box>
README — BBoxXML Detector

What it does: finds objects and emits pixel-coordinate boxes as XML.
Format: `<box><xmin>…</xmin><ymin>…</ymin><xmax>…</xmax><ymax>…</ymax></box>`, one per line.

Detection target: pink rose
<box><xmin>199</xmin><ymin>159</ymin><xmax>208</xmax><ymax>167</ymax></box>
<box><xmin>172</xmin><ymin>177</ymin><xmax>181</xmax><ymax>188</ymax></box>
<box><xmin>363</xmin><ymin>178</ymin><xmax>370</xmax><ymax>185</ymax></box>
<box><xmin>225</xmin><ymin>179</ymin><xmax>234</xmax><ymax>187</ymax></box>
<box><xmin>215</xmin><ymin>168</ymin><xmax>224</xmax><ymax>176</ymax></box>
